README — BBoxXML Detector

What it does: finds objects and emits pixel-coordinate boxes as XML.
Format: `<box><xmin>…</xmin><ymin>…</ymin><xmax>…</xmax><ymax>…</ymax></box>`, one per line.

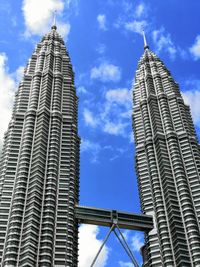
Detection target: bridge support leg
<box><xmin>90</xmin><ymin>224</ymin><xmax>115</xmax><ymax>267</ymax></box>
<box><xmin>89</xmin><ymin>223</ymin><xmax>140</xmax><ymax>267</ymax></box>
<box><xmin>114</xmin><ymin>225</ymin><xmax>140</xmax><ymax>267</ymax></box>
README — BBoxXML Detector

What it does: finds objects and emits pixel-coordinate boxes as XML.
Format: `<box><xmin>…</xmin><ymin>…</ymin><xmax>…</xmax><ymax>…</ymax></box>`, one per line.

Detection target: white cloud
<box><xmin>15</xmin><ymin>66</ymin><xmax>25</xmax><ymax>83</ymax></box>
<box><xmin>97</xmin><ymin>14</ymin><xmax>107</xmax><ymax>30</ymax></box>
<box><xmin>119</xmin><ymin>261</ymin><xmax>133</xmax><ymax>267</ymax></box>
<box><xmin>83</xmin><ymin>88</ymin><xmax>132</xmax><ymax>138</ymax></box>
<box><xmin>96</xmin><ymin>44</ymin><xmax>106</xmax><ymax>54</ymax></box>
<box><xmin>135</xmin><ymin>3</ymin><xmax>145</xmax><ymax>18</ymax></box>
<box><xmin>56</xmin><ymin>21</ymin><xmax>71</xmax><ymax>38</ymax></box>
<box><xmin>121</xmin><ymin>110</ymin><xmax>132</xmax><ymax>118</ymax></box>
<box><xmin>122</xmin><ymin>229</ymin><xmax>130</xmax><ymax>241</ymax></box>
<box><xmin>185</xmin><ymin>79</ymin><xmax>200</xmax><ymax>88</ymax></box>
<box><xmin>78</xmin><ymin>225</ymin><xmax>109</xmax><ymax>267</ymax></box>
<box><xmin>77</xmin><ymin>86</ymin><xmax>87</xmax><ymax>94</ymax></box>
<box><xmin>81</xmin><ymin>139</ymin><xmax>114</xmax><ymax>162</ymax></box>
<box><xmin>190</xmin><ymin>35</ymin><xmax>200</xmax><ymax>60</ymax></box>
<box><xmin>113</xmin><ymin>16</ymin><xmax>124</xmax><ymax>29</ymax></box>
<box><xmin>0</xmin><ymin>53</ymin><xmax>16</xmax><ymax>150</ymax></box>
<box><xmin>91</xmin><ymin>62</ymin><xmax>121</xmax><ymax>82</ymax></box>
<box><xmin>81</xmin><ymin>139</ymin><xmax>100</xmax><ymax>153</ymax></box>
<box><xmin>182</xmin><ymin>90</ymin><xmax>200</xmax><ymax>125</ymax></box>
<box><xmin>131</xmin><ymin>233</ymin><xmax>144</xmax><ymax>252</ymax></box>
<box><xmin>105</xmin><ymin>88</ymin><xmax>132</xmax><ymax>107</ymax></box>
<box><xmin>22</xmin><ymin>0</ymin><xmax>70</xmax><ymax>37</ymax></box>
<box><xmin>121</xmin><ymin>0</ymin><xmax>133</xmax><ymax>13</ymax></box>
<box><xmin>152</xmin><ymin>28</ymin><xmax>177</xmax><ymax>59</ymax></box>
<box><xmin>104</xmin><ymin>121</ymin><xmax>128</xmax><ymax>136</ymax></box>
<box><xmin>118</xmin><ymin>232</ymin><xmax>144</xmax><ymax>267</ymax></box>
<box><xmin>178</xmin><ymin>47</ymin><xmax>189</xmax><ymax>60</ymax></box>
<box><xmin>81</xmin><ymin>139</ymin><xmax>101</xmax><ymax>163</ymax></box>
<box><xmin>104</xmin><ymin>91</ymin><xmax>131</xmax><ymax>135</ymax></box>
<box><xmin>101</xmin><ymin>88</ymin><xmax>132</xmax><ymax>136</ymax></box>
<box><xmin>129</xmin><ymin>132</ymin><xmax>134</xmax><ymax>143</ymax></box>
<box><xmin>125</xmin><ymin>20</ymin><xmax>147</xmax><ymax>34</ymax></box>
<box><xmin>114</xmin><ymin>1</ymin><xmax>147</xmax><ymax>33</ymax></box>
<box><xmin>83</xmin><ymin>108</ymin><xmax>98</xmax><ymax>127</ymax></box>
<box><xmin>66</xmin><ymin>0</ymin><xmax>79</xmax><ymax>15</ymax></box>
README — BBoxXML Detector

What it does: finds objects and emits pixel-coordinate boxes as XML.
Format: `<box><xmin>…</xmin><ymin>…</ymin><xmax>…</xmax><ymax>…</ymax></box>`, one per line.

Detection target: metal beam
<box><xmin>113</xmin><ymin>229</ymin><xmax>139</xmax><ymax>267</ymax></box>
<box><xmin>115</xmin><ymin>225</ymin><xmax>140</xmax><ymax>267</ymax></box>
<box><xmin>75</xmin><ymin>205</ymin><xmax>153</xmax><ymax>232</ymax></box>
<box><xmin>90</xmin><ymin>224</ymin><xmax>115</xmax><ymax>267</ymax></box>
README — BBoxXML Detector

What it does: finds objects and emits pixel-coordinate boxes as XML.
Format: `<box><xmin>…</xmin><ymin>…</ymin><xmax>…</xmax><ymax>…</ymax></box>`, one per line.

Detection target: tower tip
<box><xmin>51</xmin><ymin>10</ymin><xmax>57</xmax><ymax>30</ymax></box>
<box><xmin>142</xmin><ymin>30</ymin><xmax>149</xmax><ymax>50</ymax></box>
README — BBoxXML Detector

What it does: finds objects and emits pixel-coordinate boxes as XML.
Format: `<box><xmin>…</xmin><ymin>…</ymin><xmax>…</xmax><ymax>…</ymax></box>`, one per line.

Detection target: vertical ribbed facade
<box><xmin>0</xmin><ymin>26</ymin><xmax>80</xmax><ymax>267</ymax></box>
<box><xmin>133</xmin><ymin>47</ymin><xmax>200</xmax><ymax>266</ymax></box>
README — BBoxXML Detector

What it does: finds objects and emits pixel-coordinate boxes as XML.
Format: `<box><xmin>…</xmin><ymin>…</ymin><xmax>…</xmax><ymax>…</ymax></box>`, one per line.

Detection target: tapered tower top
<box><xmin>142</xmin><ymin>30</ymin><xmax>149</xmax><ymax>50</ymax></box>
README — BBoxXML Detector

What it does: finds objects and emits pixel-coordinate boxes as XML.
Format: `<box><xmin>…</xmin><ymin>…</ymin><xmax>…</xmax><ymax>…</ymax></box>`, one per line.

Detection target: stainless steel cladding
<box><xmin>133</xmin><ymin>45</ymin><xmax>200</xmax><ymax>266</ymax></box>
<box><xmin>0</xmin><ymin>26</ymin><xmax>80</xmax><ymax>267</ymax></box>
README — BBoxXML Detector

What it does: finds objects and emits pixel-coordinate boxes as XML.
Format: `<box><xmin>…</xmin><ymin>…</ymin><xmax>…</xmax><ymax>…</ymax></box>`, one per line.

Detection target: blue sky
<box><xmin>0</xmin><ymin>0</ymin><xmax>200</xmax><ymax>266</ymax></box>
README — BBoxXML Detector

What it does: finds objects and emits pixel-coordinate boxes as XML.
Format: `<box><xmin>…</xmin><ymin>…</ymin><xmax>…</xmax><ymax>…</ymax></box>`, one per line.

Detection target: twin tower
<box><xmin>0</xmin><ymin>23</ymin><xmax>200</xmax><ymax>267</ymax></box>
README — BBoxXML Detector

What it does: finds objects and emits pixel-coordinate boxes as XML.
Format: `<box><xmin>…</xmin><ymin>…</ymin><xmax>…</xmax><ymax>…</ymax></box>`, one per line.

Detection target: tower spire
<box><xmin>142</xmin><ymin>30</ymin><xmax>149</xmax><ymax>50</ymax></box>
<box><xmin>51</xmin><ymin>10</ymin><xmax>57</xmax><ymax>30</ymax></box>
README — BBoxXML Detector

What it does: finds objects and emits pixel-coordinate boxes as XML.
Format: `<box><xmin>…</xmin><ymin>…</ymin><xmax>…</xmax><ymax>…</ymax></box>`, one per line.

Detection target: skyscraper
<box><xmin>133</xmin><ymin>38</ymin><xmax>200</xmax><ymax>266</ymax></box>
<box><xmin>0</xmin><ymin>23</ymin><xmax>80</xmax><ymax>266</ymax></box>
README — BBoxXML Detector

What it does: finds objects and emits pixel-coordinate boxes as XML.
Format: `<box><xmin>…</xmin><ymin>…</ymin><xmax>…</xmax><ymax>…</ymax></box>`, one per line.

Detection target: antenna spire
<box><xmin>52</xmin><ymin>10</ymin><xmax>57</xmax><ymax>30</ymax></box>
<box><xmin>142</xmin><ymin>30</ymin><xmax>149</xmax><ymax>50</ymax></box>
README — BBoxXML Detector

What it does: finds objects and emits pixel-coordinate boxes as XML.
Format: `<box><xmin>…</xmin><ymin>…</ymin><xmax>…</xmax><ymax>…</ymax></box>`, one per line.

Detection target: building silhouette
<box><xmin>0</xmin><ymin>23</ymin><xmax>80</xmax><ymax>266</ymax></box>
<box><xmin>133</xmin><ymin>37</ymin><xmax>200</xmax><ymax>266</ymax></box>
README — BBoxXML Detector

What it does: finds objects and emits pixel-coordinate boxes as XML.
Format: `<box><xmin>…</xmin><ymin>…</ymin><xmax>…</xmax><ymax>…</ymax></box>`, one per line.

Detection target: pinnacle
<box><xmin>142</xmin><ymin>30</ymin><xmax>149</xmax><ymax>50</ymax></box>
<box><xmin>51</xmin><ymin>10</ymin><xmax>57</xmax><ymax>30</ymax></box>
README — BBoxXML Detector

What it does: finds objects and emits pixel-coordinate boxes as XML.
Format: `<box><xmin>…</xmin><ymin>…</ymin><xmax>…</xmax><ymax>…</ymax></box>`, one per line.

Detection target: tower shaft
<box><xmin>133</xmin><ymin>48</ymin><xmax>200</xmax><ymax>266</ymax></box>
<box><xmin>0</xmin><ymin>28</ymin><xmax>80</xmax><ymax>267</ymax></box>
